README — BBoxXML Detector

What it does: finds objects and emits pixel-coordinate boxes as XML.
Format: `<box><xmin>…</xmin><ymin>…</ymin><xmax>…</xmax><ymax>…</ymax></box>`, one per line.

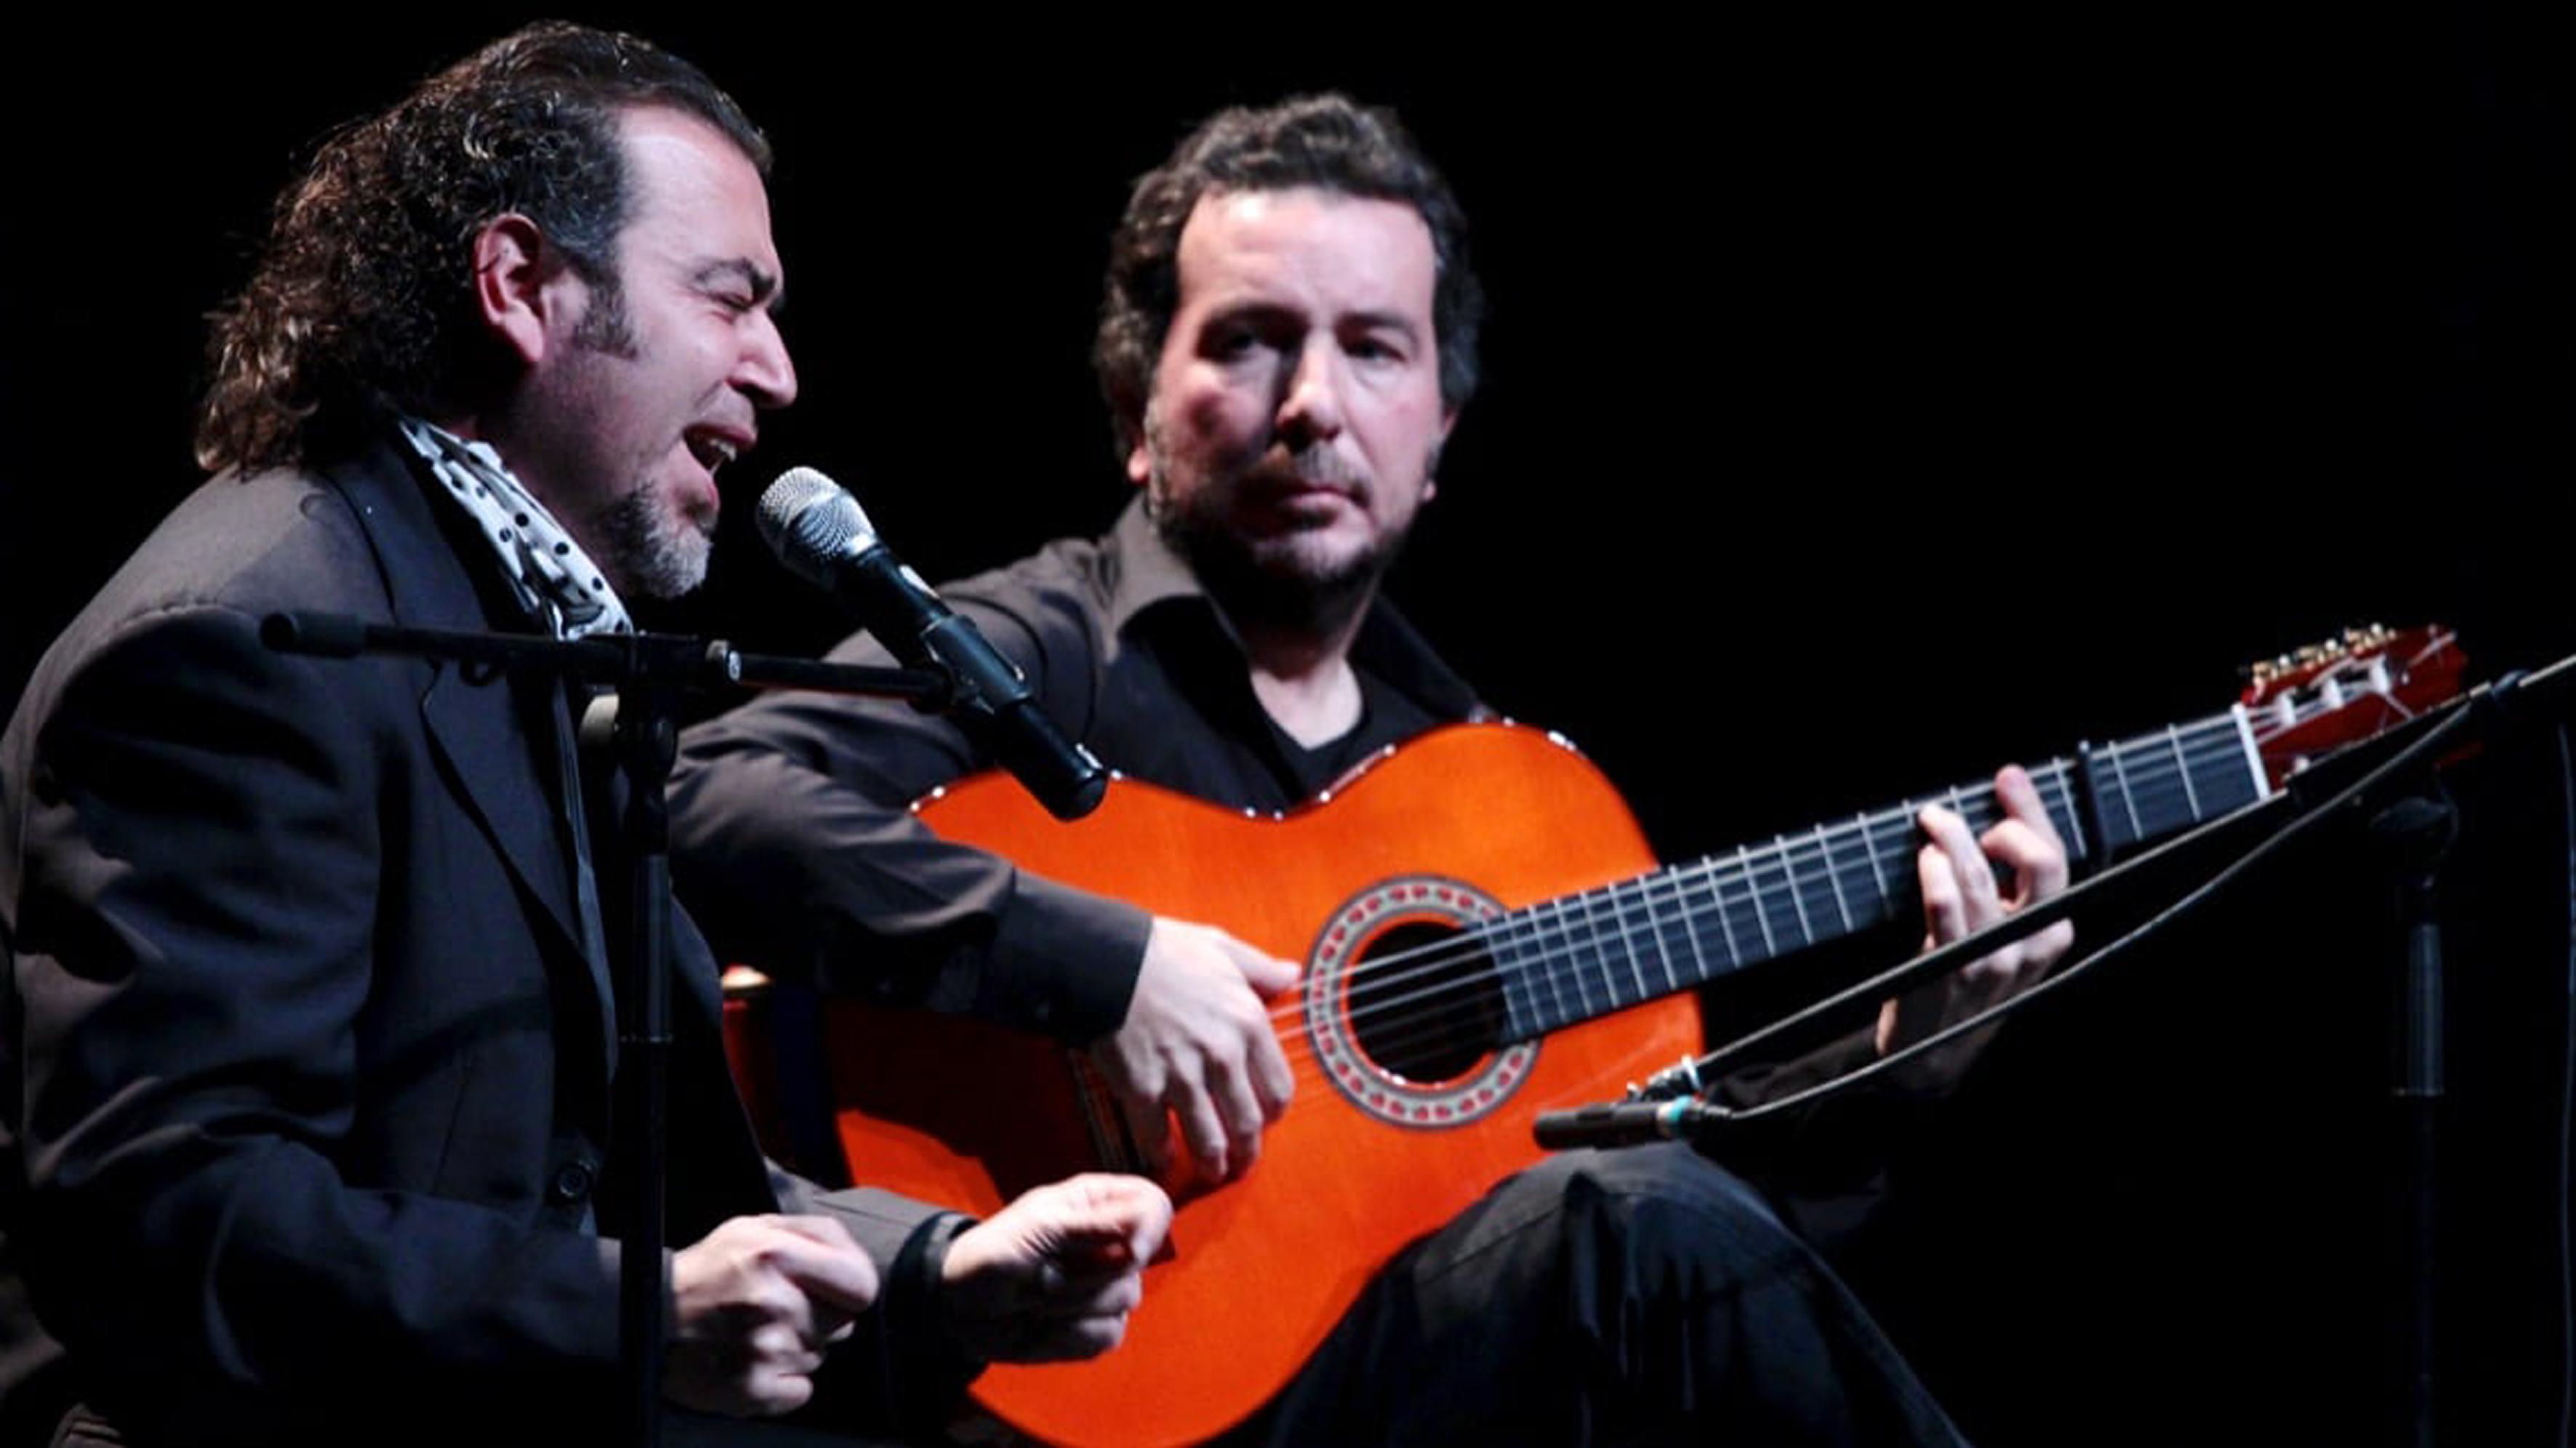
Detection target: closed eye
<box><xmin>696</xmin><ymin>259</ymin><xmax>783</xmax><ymax>316</ymax></box>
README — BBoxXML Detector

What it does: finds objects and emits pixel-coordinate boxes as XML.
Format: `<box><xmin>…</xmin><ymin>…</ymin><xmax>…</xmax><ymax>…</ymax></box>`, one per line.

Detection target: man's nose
<box><xmin>739</xmin><ymin>309</ymin><xmax>798</xmax><ymax>409</ymax></box>
<box><xmin>1274</xmin><ymin>338</ymin><xmax>1344</xmax><ymax>446</ymax></box>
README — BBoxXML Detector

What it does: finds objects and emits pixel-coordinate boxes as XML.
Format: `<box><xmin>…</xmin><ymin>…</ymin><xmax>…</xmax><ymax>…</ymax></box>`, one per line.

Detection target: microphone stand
<box><xmin>2372</xmin><ymin>786</ymin><xmax>2455</xmax><ymax>1448</ymax></box>
<box><xmin>261</xmin><ymin>613</ymin><xmax>947</xmax><ymax>1448</ymax></box>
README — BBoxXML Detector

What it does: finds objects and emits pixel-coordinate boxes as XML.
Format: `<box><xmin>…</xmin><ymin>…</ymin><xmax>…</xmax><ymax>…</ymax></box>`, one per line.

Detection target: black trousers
<box><xmin>1217</xmin><ymin>1144</ymin><xmax>1966</xmax><ymax>1447</ymax></box>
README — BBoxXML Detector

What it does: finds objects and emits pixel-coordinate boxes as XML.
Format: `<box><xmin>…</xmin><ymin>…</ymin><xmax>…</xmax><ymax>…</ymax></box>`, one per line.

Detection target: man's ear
<box><xmin>1123</xmin><ymin>406</ymin><xmax>1156</xmax><ymax>488</ymax></box>
<box><xmin>470</xmin><ymin>214</ymin><xmax>579</xmax><ymax>368</ymax></box>
<box><xmin>1424</xmin><ymin>407</ymin><xmax>1460</xmax><ymax>503</ymax></box>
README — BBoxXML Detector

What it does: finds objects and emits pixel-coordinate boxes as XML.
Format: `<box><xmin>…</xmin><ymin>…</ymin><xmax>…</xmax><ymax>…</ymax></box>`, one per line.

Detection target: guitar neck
<box><xmin>1484</xmin><ymin>704</ymin><xmax>2272</xmax><ymax>1039</ymax></box>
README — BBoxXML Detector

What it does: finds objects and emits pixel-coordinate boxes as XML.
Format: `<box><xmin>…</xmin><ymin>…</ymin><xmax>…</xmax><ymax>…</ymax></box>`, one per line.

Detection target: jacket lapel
<box><xmin>322</xmin><ymin>441</ymin><xmax>617</xmax><ymax>1064</ymax></box>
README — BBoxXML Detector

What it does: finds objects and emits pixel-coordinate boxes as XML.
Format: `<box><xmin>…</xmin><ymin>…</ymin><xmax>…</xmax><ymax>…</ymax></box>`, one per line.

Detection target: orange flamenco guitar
<box><xmin>741</xmin><ymin>625</ymin><xmax>2463</xmax><ymax>1448</ymax></box>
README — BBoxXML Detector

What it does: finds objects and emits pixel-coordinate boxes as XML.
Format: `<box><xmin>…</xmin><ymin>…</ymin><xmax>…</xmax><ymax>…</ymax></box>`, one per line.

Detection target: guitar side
<box><xmin>819</xmin><ymin>722</ymin><xmax>1698</xmax><ymax>1447</ymax></box>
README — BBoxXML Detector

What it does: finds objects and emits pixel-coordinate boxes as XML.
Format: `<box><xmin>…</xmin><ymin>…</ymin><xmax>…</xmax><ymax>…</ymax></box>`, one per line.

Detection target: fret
<box><xmin>1857</xmin><ymin>811</ymin><xmax>1895</xmax><ymax>909</ymax></box>
<box><xmin>1788</xmin><ymin>832</ymin><xmax>1845</xmax><ymax>944</ymax></box>
<box><xmin>1813</xmin><ymin>822</ymin><xmax>1855</xmax><ymax>934</ymax></box>
<box><xmin>1758</xmin><ymin>842</ymin><xmax>1815</xmax><ymax>952</ymax></box>
<box><xmin>2180</xmin><ymin>719</ymin><xmax>2265</xmax><ymax>819</ymax></box>
<box><xmin>2103</xmin><ymin>742</ymin><xmax>2144</xmax><ymax>845</ymax></box>
<box><xmin>1862</xmin><ymin>811</ymin><xmax>1909</xmax><ymax>923</ymax></box>
<box><xmin>1774</xmin><ymin>835</ymin><xmax>1817</xmax><ymax>944</ymax></box>
<box><xmin>1596</xmin><ymin>883</ymin><xmax>1637</xmax><ymax>1017</ymax></box>
<box><xmin>1603</xmin><ymin>884</ymin><xmax>1642</xmax><ymax>1011</ymax></box>
<box><xmin>2165</xmin><ymin>724</ymin><xmax>2203</xmax><ymax>820</ymax></box>
<box><xmin>1488</xmin><ymin>915</ymin><xmax>1536</xmax><ymax>1040</ymax></box>
<box><xmin>1638</xmin><ymin>873</ymin><xmax>1687</xmax><ymax>998</ymax></box>
<box><xmin>1515</xmin><ymin>893</ymin><xmax>1561</xmax><ymax>1034</ymax></box>
<box><xmin>1642</xmin><ymin>877</ymin><xmax>1680</xmax><ymax>1002</ymax></box>
<box><xmin>1607</xmin><ymin>880</ymin><xmax>1651</xmax><ymax>1009</ymax></box>
<box><xmin>2111</xmin><ymin>738</ymin><xmax>2187</xmax><ymax>834</ymax></box>
<box><xmin>2036</xmin><ymin>762</ymin><xmax>2088</xmax><ymax>863</ymax></box>
<box><xmin>1704</xmin><ymin>857</ymin><xmax>1749</xmax><ymax>967</ymax></box>
<box><xmin>1532</xmin><ymin>893</ymin><xmax>1573</xmax><ymax>1031</ymax></box>
<box><xmin>1781</xmin><ymin>845</ymin><xmax>1818</xmax><ymax>949</ymax></box>
<box><xmin>1735</xmin><ymin>845</ymin><xmax>1781</xmax><ymax>958</ymax></box>
<box><xmin>1624</xmin><ymin>877</ymin><xmax>1662</xmax><ymax>1000</ymax></box>
<box><xmin>1568</xmin><ymin>885</ymin><xmax>1609</xmax><ymax>1023</ymax></box>
<box><xmin>1665</xmin><ymin>864</ymin><xmax>1716</xmax><ymax>992</ymax></box>
<box><xmin>2075</xmin><ymin>714</ymin><xmax>2271</xmax><ymax>858</ymax></box>
<box><xmin>1570</xmin><ymin>884</ymin><xmax>1612</xmax><ymax>1019</ymax></box>
<box><xmin>1504</xmin><ymin>912</ymin><xmax>1545</xmax><ymax>1035</ymax></box>
<box><xmin>1587</xmin><ymin>883</ymin><xmax>1628</xmax><ymax>1015</ymax></box>
<box><xmin>1515</xmin><ymin>906</ymin><xmax>1562</xmax><ymax>1038</ymax></box>
<box><xmin>2227</xmin><ymin>703</ymin><xmax>2274</xmax><ymax>801</ymax></box>
<box><xmin>2124</xmin><ymin>725</ymin><xmax>2246</xmax><ymax>836</ymax></box>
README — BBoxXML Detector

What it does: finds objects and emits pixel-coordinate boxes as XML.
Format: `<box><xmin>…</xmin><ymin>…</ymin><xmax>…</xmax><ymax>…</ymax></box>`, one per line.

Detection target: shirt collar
<box><xmin>1097</xmin><ymin>496</ymin><xmax>1482</xmax><ymax>724</ymax></box>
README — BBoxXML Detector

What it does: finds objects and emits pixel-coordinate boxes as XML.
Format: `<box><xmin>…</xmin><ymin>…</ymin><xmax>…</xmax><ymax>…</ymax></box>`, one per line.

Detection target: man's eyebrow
<box><xmin>1340</xmin><ymin>307</ymin><xmax>1424</xmax><ymax>338</ymax></box>
<box><xmin>696</xmin><ymin>258</ymin><xmax>786</xmax><ymax>313</ymax></box>
<box><xmin>1202</xmin><ymin>298</ymin><xmax>1421</xmax><ymax>333</ymax></box>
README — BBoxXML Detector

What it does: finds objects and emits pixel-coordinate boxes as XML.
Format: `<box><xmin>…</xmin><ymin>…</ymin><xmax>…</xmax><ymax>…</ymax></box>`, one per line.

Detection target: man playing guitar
<box><xmin>671</xmin><ymin>94</ymin><xmax>2069</xmax><ymax>1446</ymax></box>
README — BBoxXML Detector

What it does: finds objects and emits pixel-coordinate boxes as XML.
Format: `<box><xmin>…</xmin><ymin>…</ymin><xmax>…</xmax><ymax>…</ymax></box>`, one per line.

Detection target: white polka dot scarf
<box><xmin>396</xmin><ymin>417</ymin><xmax>635</xmax><ymax>641</ymax></box>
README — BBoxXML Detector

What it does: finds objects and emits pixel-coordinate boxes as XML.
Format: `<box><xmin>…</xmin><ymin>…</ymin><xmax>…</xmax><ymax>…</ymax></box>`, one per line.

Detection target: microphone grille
<box><xmin>757</xmin><ymin>467</ymin><xmax>878</xmax><ymax>575</ymax></box>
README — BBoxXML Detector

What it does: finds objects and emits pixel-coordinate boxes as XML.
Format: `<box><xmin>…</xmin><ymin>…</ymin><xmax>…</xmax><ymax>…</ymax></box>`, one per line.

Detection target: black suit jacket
<box><xmin>0</xmin><ymin>438</ymin><xmax>953</xmax><ymax>1446</ymax></box>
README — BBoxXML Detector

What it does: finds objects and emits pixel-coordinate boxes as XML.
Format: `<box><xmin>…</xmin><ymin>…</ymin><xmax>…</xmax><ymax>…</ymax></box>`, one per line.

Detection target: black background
<box><xmin>4</xmin><ymin>7</ymin><xmax>2572</xmax><ymax>1444</ymax></box>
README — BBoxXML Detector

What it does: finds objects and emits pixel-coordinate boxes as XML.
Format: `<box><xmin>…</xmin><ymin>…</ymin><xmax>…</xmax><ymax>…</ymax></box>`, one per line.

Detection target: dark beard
<box><xmin>593</xmin><ymin>481</ymin><xmax>713</xmax><ymax>600</ymax></box>
<box><xmin>1152</xmin><ymin>491</ymin><xmax>1402</xmax><ymax>643</ymax></box>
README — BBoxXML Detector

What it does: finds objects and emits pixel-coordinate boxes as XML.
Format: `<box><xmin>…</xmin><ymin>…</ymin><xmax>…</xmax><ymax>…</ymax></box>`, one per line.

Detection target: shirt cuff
<box><xmin>972</xmin><ymin>873</ymin><xmax>1152</xmax><ymax>1045</ymax></box>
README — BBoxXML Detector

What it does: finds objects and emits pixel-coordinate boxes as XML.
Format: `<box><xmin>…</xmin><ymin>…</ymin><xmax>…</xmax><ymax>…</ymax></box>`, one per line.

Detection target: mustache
<box><xmin>1244</xmin><ymin>444</ymin><xmax>1368</xmax><ymax>495</ymax></box>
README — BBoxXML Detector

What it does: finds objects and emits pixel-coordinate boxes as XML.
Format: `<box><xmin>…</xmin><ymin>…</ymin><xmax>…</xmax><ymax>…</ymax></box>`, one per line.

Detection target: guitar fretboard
<box><xmin>1480</xmin><ymin>708</ymin><xmax>2269</xmax><ymax>1039</ymax></box>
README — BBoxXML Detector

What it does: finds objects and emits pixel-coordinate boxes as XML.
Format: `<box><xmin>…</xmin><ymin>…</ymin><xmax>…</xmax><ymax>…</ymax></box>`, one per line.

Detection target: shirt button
<box><xmin>550</xmin><ymin>1159</ymin><xmax>598</xmax><ymax>1203</ymax></box>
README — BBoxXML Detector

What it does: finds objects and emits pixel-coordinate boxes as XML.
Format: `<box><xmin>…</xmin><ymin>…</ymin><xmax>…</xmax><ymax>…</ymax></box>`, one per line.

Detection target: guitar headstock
<box><xmin>2240</xmin><ymin>624</ymin><xmax>2466</xmax><ymax>786</ymax></box>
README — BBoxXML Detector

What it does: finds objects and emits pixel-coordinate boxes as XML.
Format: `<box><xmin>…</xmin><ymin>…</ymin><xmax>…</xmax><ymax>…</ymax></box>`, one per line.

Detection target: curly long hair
<box><xmin>1094</xmin><ymin>94</ymin><xmax>1484</xmax><ymax>456</ymax></box>
<box><xmin>194</xmin><ymin>22</ymin><xmax>768</xmax><ymax>473</ymax></box>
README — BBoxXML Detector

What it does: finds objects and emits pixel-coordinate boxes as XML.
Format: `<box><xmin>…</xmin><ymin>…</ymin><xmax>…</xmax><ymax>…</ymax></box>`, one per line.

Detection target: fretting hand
<box><xmin>1876</xmin><ymin>764</ymin><xmax>2075</xmax><ymax>1090</ymax></box>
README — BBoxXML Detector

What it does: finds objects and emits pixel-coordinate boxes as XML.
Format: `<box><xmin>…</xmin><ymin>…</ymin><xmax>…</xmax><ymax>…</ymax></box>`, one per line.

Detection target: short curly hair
<box><xmin>194</xmin><ymin>22</ymin><xmax>768</xmax><ymax>473</ymax></box>
<box><xmin>1094</xmin><ymin>94</ymin><xmax>1483</xmax><ymax>456</ymax></box>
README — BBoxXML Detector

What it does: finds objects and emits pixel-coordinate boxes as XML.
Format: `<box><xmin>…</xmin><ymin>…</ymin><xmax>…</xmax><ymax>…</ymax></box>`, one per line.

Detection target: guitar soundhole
<box><xmin>1347</xmin><ymin>921</ymin><xmax>1506</xmax><ymax>1085</ymax></box>
<box><xmin>1306</xmin><ymin>874</ymin><xmax>1532</xmax><ymax>1128</ymax></box>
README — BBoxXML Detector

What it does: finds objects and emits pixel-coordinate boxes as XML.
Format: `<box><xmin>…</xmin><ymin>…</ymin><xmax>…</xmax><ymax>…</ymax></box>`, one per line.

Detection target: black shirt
<box><xmin>670</xmin><ymin>499</ymin><xmax>1482</xmax><ymax>1044</ymax></box>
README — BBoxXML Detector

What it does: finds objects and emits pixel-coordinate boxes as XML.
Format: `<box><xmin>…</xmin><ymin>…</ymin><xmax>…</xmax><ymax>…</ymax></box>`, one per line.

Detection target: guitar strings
<box><xmin>1267</xmin><ymin>752</ymin><xmax>2113</xmax><ymax>1033</ymax></box>
<box><xmin>1259</xmin><ymin>713</ymin><xmax>2288</xmax><ymax>1079</ymax></box>
<box><xmin>1264</xmin><ymin>649</ymin><xmax>2451</xmax><ymax>1112</ymax></box>
<box><xmin>1253</xmin><ymin>670</ymin><xmax>2410</xmax><ymax>1081</ymax></box>
<box><xmin>1265</xmin><ymin>752</ymin><xmax>2162</xmax><ymax>1072</ymax></box>
<box><xmin>1256</xmin><ymin>765</ymin><xmax>2105</xmax><ymax>1077</ymax></box>
<box><xmin>1330</xmin><ymin>645</ymin><xmax>2425</xmax><ymax>1053</ymax></box>
<box><xmin>1299</xmin><ymin>678</ymin><xmax>2378</xmax><ymax>1055</ymax></box>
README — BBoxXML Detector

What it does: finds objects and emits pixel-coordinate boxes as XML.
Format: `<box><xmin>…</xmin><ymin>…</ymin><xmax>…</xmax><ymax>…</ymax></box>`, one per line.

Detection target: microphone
<box><xmin>758</xmin><ymin>467</ymin><xmax>1107</xmax><ymax>821</ymax></box>
<box><xmin>1531</xmin><ymin>1098</ymin><xmax>1726</xmax><ymax>1151</ymax></box>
